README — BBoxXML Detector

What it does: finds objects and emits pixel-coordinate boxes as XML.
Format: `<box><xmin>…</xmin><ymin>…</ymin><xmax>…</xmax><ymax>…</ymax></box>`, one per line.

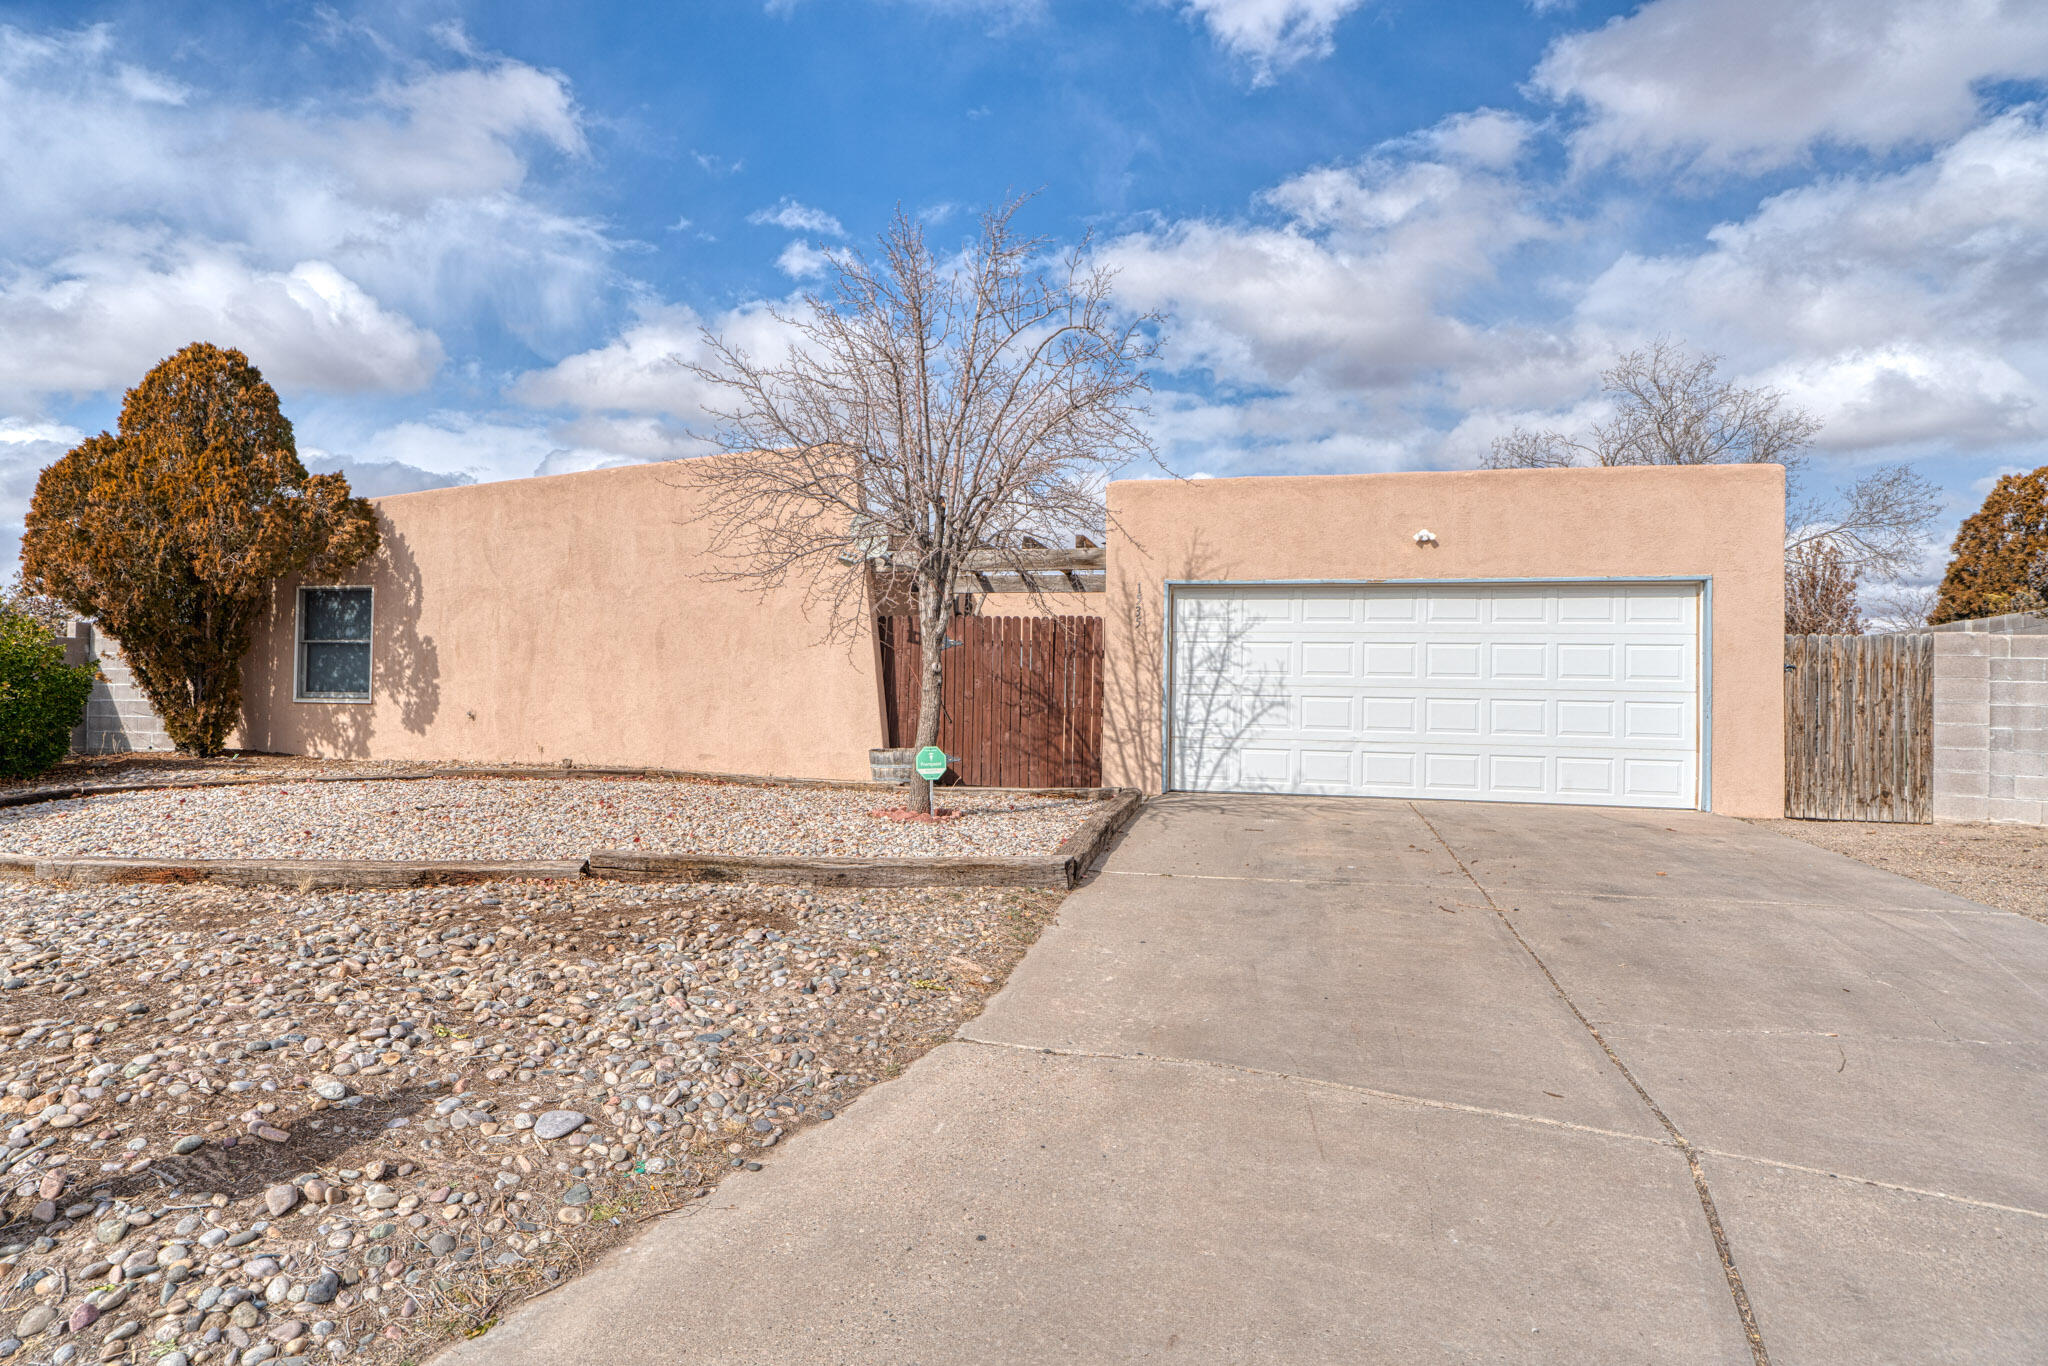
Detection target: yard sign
<box><xmin>915</xmin><ymin>746</ymin><xmax>949</xmax><ymax>780</ymax></box>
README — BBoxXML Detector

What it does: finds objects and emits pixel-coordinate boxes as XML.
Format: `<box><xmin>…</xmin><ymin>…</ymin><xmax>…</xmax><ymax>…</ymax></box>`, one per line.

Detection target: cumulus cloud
<box><xmin>747</xmin><ymin>199</ymin><xmax>846</xmax><ymax>236</ymax></box>
<box><xmin>1100</xmin><ymin>117</ymin><xmax>1554</xmax><ymax>391</ymax></box>
<box><xmin>0</xmin><ymin>23</ymin><xmax>610</xmax><ymax>394</ymax></box>
<box><xmin>774</xmin><ymin>241</ymin><xmax>834</xmax><ymax>278</ymax></box>
<box><xmin>0</xmin><ymin>249</ymin><xmax>442</xmax><ymax>400</ymax></box>
<box><xmin>509</xmin><ymin>302</ymin><xmax>799</xmax><ymax>420</ymax></box>
<box><xmin>0</xmin><ymin>417</ymin><xmax>83</xmax><ymax>575</ymax></box>
<box><xmin>297</xmin><ymin>450</ymin><xmax>477</xmax><ymax>500</ymax></box>
<box><xmin>1173</xmin><ymin>0</ymin><xmax>1372</xmax><ymax>82</ymax></box>
<box><xmin>1576</xmin><ymin>106</ymin><xmax>2048</xmax><ymax>450</ymax></box>
<box><xmin>1534</xmin><ymin>0</ymin><xmax>2048</xmax><ymax>171</ymax></box>
<box><xmin>336</xmin><ymin>413</ymin><xmax>633</xmax><ymax>486</ymax></box>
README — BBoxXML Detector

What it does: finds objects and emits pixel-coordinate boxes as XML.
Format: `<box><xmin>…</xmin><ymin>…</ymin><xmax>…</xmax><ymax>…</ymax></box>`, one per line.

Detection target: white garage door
<box><xmin>1168</xmin><ymin>581</ymin><xmax>1701</xmax><ymax>808</ymax></box>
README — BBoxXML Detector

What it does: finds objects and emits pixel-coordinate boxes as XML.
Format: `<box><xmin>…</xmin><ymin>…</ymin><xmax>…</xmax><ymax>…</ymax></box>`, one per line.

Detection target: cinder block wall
<box><xmin>1932</xmin><ymin>611</ymin><xmax>2048</xmax><ymax>824</ymax></box>
<box><xmin>63</xmin><ymin>623</ymin><xmax>175</xmax><ymax>755</ymax></box>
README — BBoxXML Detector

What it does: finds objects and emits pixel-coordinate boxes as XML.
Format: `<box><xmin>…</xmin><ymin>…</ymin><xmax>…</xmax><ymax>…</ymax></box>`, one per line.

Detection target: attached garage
<box><xmin>1168</xmin><ymin>580</ymin><xmax>1704</xmax><ymax>809</ymax></box>
<box><xmin>1102</xmin><ymin>465</ymin><xmax>1785</xmax><ymax>818</ymax></box>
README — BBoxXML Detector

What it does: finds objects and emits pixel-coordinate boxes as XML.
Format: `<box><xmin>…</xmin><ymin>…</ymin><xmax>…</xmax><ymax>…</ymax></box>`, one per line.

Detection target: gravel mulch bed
<box><xmin>0</xmin><ymin>757</ymin><xmax>411</xmax><ymax>803</ymax></box>
<box><xmin>1748</xmin><ymin>818</ymin><xmax>2048</xmax><ymax>923</ymax></box>
<box><xmin>0</xmin><ymin>778</ymin><xmax>1096</xmax><ymax>863</ymax></box>
<box><xmin>0</xmin><ymin>874</ymin><xmax>1061</xmax><ymax>1364</ymax></box>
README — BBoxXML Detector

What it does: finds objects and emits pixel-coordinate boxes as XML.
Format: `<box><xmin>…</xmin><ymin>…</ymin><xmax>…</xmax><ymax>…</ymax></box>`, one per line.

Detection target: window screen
<box><xmin>298</xmin><ymin>587</ymin><xmax>372</xmax><ymax>700</ymax></box>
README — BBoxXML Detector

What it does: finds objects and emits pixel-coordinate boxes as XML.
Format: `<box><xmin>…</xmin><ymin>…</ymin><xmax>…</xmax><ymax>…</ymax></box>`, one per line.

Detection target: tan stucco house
<box><xmin>235</xmin><ymin>459</ymin><xmax>1785</xmax><ymax>818</ymax></box>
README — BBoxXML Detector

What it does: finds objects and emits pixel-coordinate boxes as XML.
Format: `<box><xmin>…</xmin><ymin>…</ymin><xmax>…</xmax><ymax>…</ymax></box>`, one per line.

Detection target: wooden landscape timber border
<box><xmin>588</xmin><ymin>789</ymin><xmax>1143</xmax><ymax>890</ymax></box>
<box><xmin>0</xmin><ymin>777</ymin><xmax>1144</xmax><ymax>892</ymax></box>
<box><xmin>0</xmin><ymin>857</ymin><xmax>585</xmax><ymax>890</ymax></box>
<box><xmin>0</xmin><ymin>764</ymin><xmax>1110</xmax><ymax>811</ymax></box>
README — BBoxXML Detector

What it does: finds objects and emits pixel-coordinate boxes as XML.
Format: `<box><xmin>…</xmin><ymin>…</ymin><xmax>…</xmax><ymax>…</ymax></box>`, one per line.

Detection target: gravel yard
<box><xmin>0</xmin><ymin>873</ymin><xmax>1061</xmax><ymax>1364</ymax></box>
<box><xmin>1750</xmin><ymin>817</ymin><xmax>2048</xmax><ymax>923</ymax></box>
<box><xmin>0</xmin><ymin>758</ymin><xmax>424</xmax><ymax>803</ymax></box>
<box><xmin>0</xmin><ymin>778</ymin><xmax>1097</xmax><ymax>863</ymax></box>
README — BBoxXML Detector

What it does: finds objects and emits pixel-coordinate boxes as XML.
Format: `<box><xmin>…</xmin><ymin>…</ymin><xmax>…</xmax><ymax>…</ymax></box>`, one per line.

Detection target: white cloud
<box><xmin>0</xmin><ymin>25</ymin><xmax>611</xmax><ymax>394</ymax></box>
<box><xmin>775</xmin><ymin>241</ymin><xmax>834</xmax><ymax>278</ymax></box>
<box><xmin>342</xmin><ymin>413</ymin><xmax>629</xmax><ymax>485</ymax></box>
<box><xmin>748</xmin><ymin>198</ymin><xmax>846</xmax><ymax>237</ymax></box>
<box><xmin>0</xmin><ymin>417</ymin><xmax>84</xmax><ymax>578</ymax></box>
<box><xmin>1174</xmin><ymin>0</ymin><xmax>1372</xmax><ymax>83</ymax></box>
<box><xmin>1575</xmin><ymin>106</ymin><xmax>2048</xmax><ymax>451</ymax></box>
<box><xmin>0</xmin><ymin>248</ymin><xmax>442</xmax><ymax>400</ymax></box>
<box><xmin>1535</xmin><ymin>0</ymin><xmax>2048</xmax><ymax>171</ymax></box>
<box><xmin>1101</xmin><ymin>117</ymin><xmax>1553</xmax><ymax>391</ymax></box>
<box><xmin>510</xmin><ymin>302</ymin><xmax>798</xmax><ymax>419</ymax></box>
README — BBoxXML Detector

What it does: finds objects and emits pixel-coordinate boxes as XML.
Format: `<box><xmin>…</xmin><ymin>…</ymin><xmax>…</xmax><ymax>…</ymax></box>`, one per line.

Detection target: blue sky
<box><xmin>4</xmin><ymin>0</ymin><xmax>2048</xmax><ymax>602</ymax></box>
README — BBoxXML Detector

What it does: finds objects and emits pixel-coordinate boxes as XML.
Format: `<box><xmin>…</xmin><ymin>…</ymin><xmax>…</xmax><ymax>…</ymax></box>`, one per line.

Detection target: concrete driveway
<box><xmin>447</xmin><ymin>796</ymin><xmax>2048</xmax><ymax>1365</ymax></box>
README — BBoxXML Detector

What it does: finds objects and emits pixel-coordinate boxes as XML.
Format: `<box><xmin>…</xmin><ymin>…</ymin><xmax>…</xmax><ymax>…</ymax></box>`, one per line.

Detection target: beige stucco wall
<box><xmin>237</xmin><ymin>459</ymin><xmax>884</xmax><ymax>779</ymax></box>
<box><xmin>1101</xmin><ymin>464</ymin><xmax>1786</xmax><ymax>817</ymax></box>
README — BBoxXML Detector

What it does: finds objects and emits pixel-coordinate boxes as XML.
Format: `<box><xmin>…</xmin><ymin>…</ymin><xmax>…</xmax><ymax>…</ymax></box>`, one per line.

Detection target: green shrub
<box><xmin>0</xmin><ymin>612</ymin><xmax>96</xmax><ymax>779</ymax></box>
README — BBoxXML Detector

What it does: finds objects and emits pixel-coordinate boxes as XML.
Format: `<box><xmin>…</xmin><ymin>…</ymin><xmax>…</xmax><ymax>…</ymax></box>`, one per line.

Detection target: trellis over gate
<box><xmin>875</xmin><ymin>614</ymin><xmax>1104</xmax><ymax>789</ymax></box>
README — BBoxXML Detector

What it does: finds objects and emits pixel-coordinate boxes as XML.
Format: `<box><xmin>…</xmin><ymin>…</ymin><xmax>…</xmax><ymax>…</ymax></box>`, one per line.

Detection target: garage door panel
<box><xmin>1489</xmin><ymin>698</ymin><xmax>1548</xmax><ymax>736</ymax></box>
<box><xmin>1624</xmin><ymin>700</ymin><xmax>1687</xmax><ymax>739</ymax></box>
<box><xmin>1488</xmin><ymin>594</ymin><xmax>1548</xmax><ymax>623</ymax></box>
<box><xmin>1623</xmin><ymin>758</ymin><xmax>1688</xmax><ymax>798</ymax></box>
<box><xmin>1558</xmin><ymin>595</ymin><xmax>1618</xmax><ymax>622</ymax></box>
<box><xmin>1556</xmin><ymin>699</ymin><xmax>1614</xmax><ymax>738</ymax></box>
<box><xmin>1625</xmin><ymin>643</ymin><xmax>1687</xmax><ymax>682</ymax></box>
<box><xmin>1362</xmin><ymin>751</ymin><xmax>1418</xmax><ymax>786</ymax></box>
<box><xmin>1171</xmin><ymin>582</ymin><xmax>1699</xmax><ymax>809</ymax></box>
<box><xmin>1425</xmin><ymin>642</ymin><xmax>1482</xmax><ymax>678</ymax></box>
<box><xmin>1425</xmin><ymin>697</ymin><xmax>1482</xmax><ymax>734</ymax></box>
<box><xmin>1490</xmin><ymin>642</ymin><xmax>1548</xmax><ymax>678</ymax></box>
<box><xmin>1556</xmin><ymin>756</ymin><xmax>1618</xmax><ymax>796</ymax></box>
<box><xmin>1363</xmin><ymin>643</ymin><xmax>1418</xmax><ymax>677</ymax></box>
<box><xmin>1427</xmin><ymin>594</ymin><xmax>1482</xmax><ymax>622</ymax></box>
<box><xmin>1490</xmin><ymin>754</ymin><xmax>1548</xmax><ymax>792</ymax></box>
<box><xmin>1298</xmin><ymin>749</ymin><xmax>1353</xmax><ymax>784</ymax></box>
<box><xmin>1300</xmin><ymin>594</ymin><xmax>1356</xmax><ymax>622</ymax></box>
<box><xmin>1557</xmin><ymin>643</ymin><xmax>1616</xmax><ymax>679</ymax></box>
<box><xmin>1362</xmin><ymin>698</ymin><xmax>1418</xmax><ymax>733</ymax></box>
<box><xmin>1299</xmin><ymin>695</ymin><xmax>1353</xmax><ymax>731</ymax></box>
<box><xmin>1301</xmin><ymin>642</ymin><xmax>1354</xmax><ymax>675</ymax></box>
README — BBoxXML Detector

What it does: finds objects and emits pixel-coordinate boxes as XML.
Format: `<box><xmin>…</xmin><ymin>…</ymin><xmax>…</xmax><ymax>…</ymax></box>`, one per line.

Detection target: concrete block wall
<box><xmin>1931</xmin><ymin>611</ymin><xmax>2048</xmax><ymax>824</ymax></box>
<box><xmin>62</xmin><ymin>623</ymin><xmax>175</xmax><ymax>755</ymax></box>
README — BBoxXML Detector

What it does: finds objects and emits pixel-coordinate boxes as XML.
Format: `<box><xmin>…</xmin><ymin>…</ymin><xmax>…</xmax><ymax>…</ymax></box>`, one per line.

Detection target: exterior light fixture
<box><xmin>1414</xmin><ymin>529</ymin><xmax>1438</xmax><ymax>545</ymax></box>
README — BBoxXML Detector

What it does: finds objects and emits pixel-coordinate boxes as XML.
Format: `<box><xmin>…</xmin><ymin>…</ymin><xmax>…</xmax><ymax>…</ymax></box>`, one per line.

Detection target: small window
<box><xmin>297</xmin><ymin>587</ymin><xmax>372</xmax><ymax>701</ymax></box>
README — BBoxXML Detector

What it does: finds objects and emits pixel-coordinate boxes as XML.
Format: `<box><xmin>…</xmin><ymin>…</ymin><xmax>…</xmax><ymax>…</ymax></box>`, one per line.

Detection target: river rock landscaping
<box><xmin>0</xmin><ymin>873</ymin><xmax>1061</xmax><ymax>1364</ymax></box>
<box><xmin>0</xmin><ymin>778</ymin><xmax>1096</xmax><ymax>863</ymax></box>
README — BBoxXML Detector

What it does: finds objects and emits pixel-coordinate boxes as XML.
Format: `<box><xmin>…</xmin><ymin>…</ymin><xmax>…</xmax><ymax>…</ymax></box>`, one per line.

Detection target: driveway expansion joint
<box><xmin>1410</xmin><ymin>802</ymin><xmax>1775</xmax><ymax>1366</ymax></box>
<box><xmin>952</xmin><ymin>1034</ymin><xmax>1673</xmax><ymax>1149</ymax></box>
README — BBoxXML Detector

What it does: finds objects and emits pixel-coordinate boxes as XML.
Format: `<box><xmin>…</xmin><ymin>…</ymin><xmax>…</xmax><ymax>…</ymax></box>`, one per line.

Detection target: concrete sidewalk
<box><xmin>444</xmin><ymin>795</ymin><xmax>2048</xmax><ymax>1365</ymax></box>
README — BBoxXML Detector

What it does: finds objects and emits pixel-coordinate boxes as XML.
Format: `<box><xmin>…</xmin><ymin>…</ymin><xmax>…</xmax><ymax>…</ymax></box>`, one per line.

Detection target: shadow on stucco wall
<box><xmin>1103</xmin><ymin>533</ymin><xmax>1290</xmax><ymax>793</ymax></box>
<box><xmin>274</xmin><ymin>521</ymin><xmax>440</xmax><ymax>758</ymax></box>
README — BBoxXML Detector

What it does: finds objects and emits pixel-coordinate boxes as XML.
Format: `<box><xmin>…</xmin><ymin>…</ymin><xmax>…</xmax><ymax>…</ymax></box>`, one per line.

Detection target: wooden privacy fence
<box><xmin>877</xmin><ymin>615</ymin><xmax>1103</xmax><ymax>788</ymax></box>
<box><xmin>1784</xmin><ymin>633</ymin><xmax>1933</xmax><ymax>822</ymax></box>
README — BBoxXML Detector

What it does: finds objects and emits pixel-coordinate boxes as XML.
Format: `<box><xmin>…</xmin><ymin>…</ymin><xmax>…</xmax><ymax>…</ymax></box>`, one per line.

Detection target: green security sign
<box><xmin>914</xmin><ymin>746</ymin><xmax>949</xmax><ymax>780</ymax></box>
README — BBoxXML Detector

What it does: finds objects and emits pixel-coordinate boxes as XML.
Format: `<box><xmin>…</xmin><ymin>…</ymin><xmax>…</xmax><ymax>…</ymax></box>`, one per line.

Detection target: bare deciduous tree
<box><xmin>1863</xmin><ymin>583</ymin><xmax>1940</xmax><ymax>634</ymax></box>
<box><xmin>681</xmin><ymin>200</ymin><xmax>1159</xmax><ymax>812</ymax></box>
<box><xmin>1784</xmin><ymin>540</ymin><xmax>1863</xmax><ymax>635</ymax></box>
<box><xmin>1489</xmin><ymin>340</ymin><xmax>1821</xmax><ymax>470</ymax></box>
<box><xmin>1487</xmin><ymin>340</ymin><xmax>1941</xmax><ymax>605</ymax></box>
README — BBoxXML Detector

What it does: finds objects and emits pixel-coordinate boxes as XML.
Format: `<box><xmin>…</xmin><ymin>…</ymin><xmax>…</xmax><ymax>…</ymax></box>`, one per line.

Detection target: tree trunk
<box><xmin>908</xmin><ymin>589</ymin><xmax>951</xmax><ymax>815</ymax></box>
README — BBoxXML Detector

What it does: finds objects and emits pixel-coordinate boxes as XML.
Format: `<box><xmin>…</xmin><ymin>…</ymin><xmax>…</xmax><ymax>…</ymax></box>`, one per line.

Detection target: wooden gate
<box><xmin>877</xmin><ymin>615</ymin><xmax>1103</xmax><ymax>788</ymax></box>
<box><xmin>1784</xmin><ymin>633</ymin><xmax>1933</xmax><ymax>822</ymax></box>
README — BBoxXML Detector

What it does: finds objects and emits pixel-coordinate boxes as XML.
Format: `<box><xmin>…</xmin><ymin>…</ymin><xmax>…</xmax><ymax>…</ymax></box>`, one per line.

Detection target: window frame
<box><xmin>294</xmin><ymin>585</ymin><xmax>375</xmax><ymax>704</ymax></box>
